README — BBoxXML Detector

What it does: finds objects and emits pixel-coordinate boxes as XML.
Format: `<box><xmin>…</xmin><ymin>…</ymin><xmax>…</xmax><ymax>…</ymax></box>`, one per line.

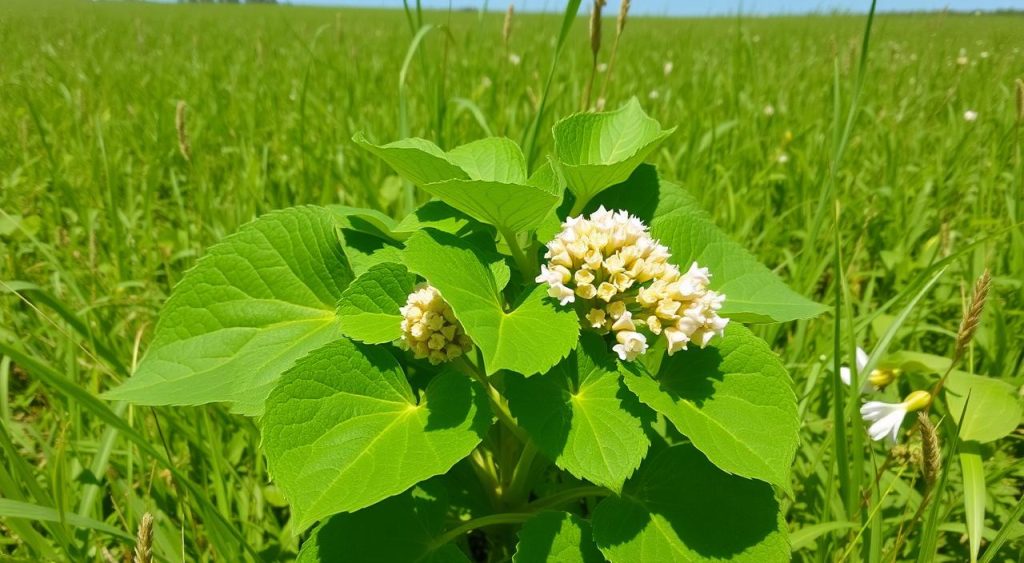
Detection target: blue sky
<box><xmin>291</xmin><ymin>0</ymin><xmax>1020</xmax><ymax>16</ymax></box>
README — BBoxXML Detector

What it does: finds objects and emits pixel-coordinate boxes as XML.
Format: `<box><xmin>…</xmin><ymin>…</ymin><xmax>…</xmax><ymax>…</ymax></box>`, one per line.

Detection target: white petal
<box><xmin>839</xmin><ymin>366</ymin><xmax>852</xmax><ymax>387</ymax></box>
<box><xmin>855</xmin><ymin>347</ymin><xmax>870</xmax><ymax>371</ymax></box>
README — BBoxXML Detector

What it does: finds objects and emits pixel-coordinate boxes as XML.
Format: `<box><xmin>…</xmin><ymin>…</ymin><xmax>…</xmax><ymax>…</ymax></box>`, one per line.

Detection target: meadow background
<box><xmin>1</xmin><ymin>0</ymin><xmax>1023</xmax><ymax>560</ymax></box>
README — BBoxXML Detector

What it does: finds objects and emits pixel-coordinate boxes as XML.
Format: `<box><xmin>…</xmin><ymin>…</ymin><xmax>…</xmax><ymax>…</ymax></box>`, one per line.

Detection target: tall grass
<box><xmin>1</xmin><ymin>0</ymin><xmax>1022</xmax><ymax>560</ymax></box>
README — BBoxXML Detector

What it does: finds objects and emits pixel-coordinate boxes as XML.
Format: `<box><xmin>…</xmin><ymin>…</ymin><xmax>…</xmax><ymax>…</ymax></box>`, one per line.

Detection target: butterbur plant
<box><xmin>106</xmin><ymin>99</ymin><xmax>827</xmax><ymax>561</ymax></box>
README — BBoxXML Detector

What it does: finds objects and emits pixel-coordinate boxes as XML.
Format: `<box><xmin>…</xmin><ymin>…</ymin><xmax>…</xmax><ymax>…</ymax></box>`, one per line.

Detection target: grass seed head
<box><xmin>617</xmin><ymin>0</ymin><xmax>630</xmax><ymax>36</ymax></box>
<box><xmin>175</xmin><ymin>100</ymin><xmax>191</xmax><ymax>162</ymax></box>
<box><xmin>917</xmin><ymin>413</ymin><xmax>941</xmax><ymax>485</ymax></box>
<box><xmin>590</xmin><ymin>0</ymin><xmax>606</xmax><ymax>57</ymax></box>
<box><xmin>503</xmin><ymin>3</ymin><xmax>513</xmax><ymax>49</ymax></box>
<box><xmin>954</xmin><ymin>269</ymin><xmax>991</xmax><ymax>364</ymax></box>
<box><xmin>1016</xmin><ymin>78</ymin><xmax>1024</xmax><ymax>124</ymax></box>
<box><xmin>133</xmin><ymin>513</ymin><xmax>153</xmax><ymax>563</ymax></box>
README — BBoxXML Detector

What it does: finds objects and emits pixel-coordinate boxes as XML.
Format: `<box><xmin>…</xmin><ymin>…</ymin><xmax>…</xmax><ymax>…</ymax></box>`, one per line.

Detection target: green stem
<box><xmin>454</xmin><ymin>358</ymin><xmax>527</xmax><ymax>442</ymax></box>
<box><xmin>431</xmin><ymin>512</ymin><xmax>535</xmax><ymax>550</ymax></box>
<box><xmin>568</xmin><ymin>196</ymin><xmax>588</xmax><ymax>218</ymax></box>
<box><xmin>505</xmin><ymin>441</ymin><xmax>538</xmax><ymax>505</ymax></box>
<box><xmin>500</xmin><ymin>227</ymin><xmax>534</xmax><ymax>281</ymax></box>
<box><xmin>528</xmin><ymin>486</ymin><xmax>611</xmax><ymax>512</ymax></box>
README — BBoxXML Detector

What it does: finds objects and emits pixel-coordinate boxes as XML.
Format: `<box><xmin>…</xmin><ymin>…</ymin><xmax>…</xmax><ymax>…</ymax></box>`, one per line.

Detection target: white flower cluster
<box><xmin>399</xmin><ymin>285</ymin><xmax>472</xmax><ymax>365</ymax></box>
<box><xmin>536</xmin><ymin>207</ymin><xmax>729</xmax><ymax>362</ymax></box>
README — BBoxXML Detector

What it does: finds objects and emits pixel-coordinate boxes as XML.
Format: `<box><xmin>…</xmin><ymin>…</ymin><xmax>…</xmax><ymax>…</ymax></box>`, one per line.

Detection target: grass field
<box><xmin>2</xmin><ymin>0</ymin><xmax>1023</xmax><ymax>560</ymax></box>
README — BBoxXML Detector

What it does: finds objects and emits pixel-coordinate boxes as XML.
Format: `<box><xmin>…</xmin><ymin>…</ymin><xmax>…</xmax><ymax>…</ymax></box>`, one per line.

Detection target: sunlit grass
<box><xmin>1</xmin><ymin>0</ymin><xmax>1022</xmax><ymax>560</ymax></box>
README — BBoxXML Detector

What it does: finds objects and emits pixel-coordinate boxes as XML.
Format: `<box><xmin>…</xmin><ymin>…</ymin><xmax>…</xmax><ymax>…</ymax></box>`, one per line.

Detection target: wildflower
<box><xmin>777</xmin><ymin>153</ymin><xmax>789</xmax><ymax>164</ymax></box>
<box><xmin>956</xmin><ymin>48</ymin><xmax>968</xmax><ymax>66</ymax></box>
<box><xmin>861</xmin><ymin>391</ymin><xmax>932</xmax><ymax>444</ymax></box>
<box><xmin>663</xmin><ymin>61</ymin><xmax>673</xmax><ymax>76</ymax></box>
<box><xmin>597</xmin><ymin>62</ymin><xmax>608</xmax><ymax>73</ymax></box>
<box><xmin>648</xmin><ymin>90</ymin><xmax>660</xmax><ymax>100</ymax></box>
<box><xmin>763</xmin><ymin>104</ymin><xmax>775</xmax><ymax>117</ymax></box>
<box><xmin>839</xmin><ymin>347</ymin><xmax>901</xmax><ymax>393</ymax></box>
<box><xmin>963</xmin><ymin>110</ymin><xmax>978</xmax><ymax>122</ymax></box>
<box><xmin>536</xmin><ymin>207</ymin><xmax>728</xmax><ymax>361</ymax></box>
<box><xmin>508</xmin><ymin>53</ymin><xmax>522</xmax><ymax>66</ymax></box>
<box><xmin>399</xmin><ymin>284</ymin><xmax>473</xmax><ymax>365</ymax></box>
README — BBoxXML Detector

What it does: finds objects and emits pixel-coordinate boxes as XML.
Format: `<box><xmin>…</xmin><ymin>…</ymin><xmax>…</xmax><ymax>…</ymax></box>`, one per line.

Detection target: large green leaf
<box><xmin>552</xmin><ymin>98</ymin><xmax>674</xmax><ymax>207</ymax></box>
<box><xmin>592</xmin><ymin>166</ymin><xmax>826</xmax><ymax>323</ymax></box>
<box><xmin>945</xmin><ymin>371</ymin><xmax>1023</xmax><ymax>443</ymax></box>
<box><xmin>353</xmin><ymin>132</ymin><xmax>468</xmax><ymax>186</ymax></box>
<box><xmin>105</xmin><ymin>206</ymin><xmax>353</xmax><ymax>416</ymax></box>
<box><xmin>356</xmin><ymin>134</ymin><xmax>560</xmax><ymax>234</ymax></box>
<box><xmin>336</xmin><ymin>262</ymin><xmax>417</xmax><ymax>344</ymax></box>
<box><xmin>403</xmin><ymin>229</ymin><xmax>579</xmax><ymax>376</ymax></box>
<box><xmin>591</xmin><ymin>445</ymin><xmax>788</xmax><ymax>562</ymax></box>
<box><xmin>262</xmin><ymin>339</ymin><xmax>491</xmax><ymax>532</ymax></box>
<box><xmin>506</xmin><ymin>332</ymin><xmax>650</xmax><ymax>492</ymax></box>
<box><xmin>619</xmin><ymin>325</ymin><xmax>798</xmax><ymax>490</ymax></box>
<box><xmin>297</xmin><ymin>478</ymin><xmax>468</xmax><ymax>563</ymax></box>
<box><xmin>514</xmin><ymin>511</ymin><xmax>605</xmax><ymax>563</ymax></box>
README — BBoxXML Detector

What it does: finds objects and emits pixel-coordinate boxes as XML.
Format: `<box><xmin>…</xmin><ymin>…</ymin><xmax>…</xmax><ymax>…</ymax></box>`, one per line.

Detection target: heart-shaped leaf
<box><xmin>262</xmin><ymin>338</ymin><xmax>491</xmax><ymax>532</ymax></box>
<box><xmin>336</xmin><ymin>262</ymin><xmax>418</xmax><ymax>344</ymax></box>
<box><xmin>945</xmin><ymin>370</ymin><xmax>1023</xmax><ymax>443</ymax></box>
<box><xmin>297</xmin><ymin>478</ymin><xmax>468</xmax><ymax>563</ymax></box>
<box><xmin>591</xmin><ymin>445</ymin><xmax>788</xmax><ymax>562</ymax></box>
<box><xmin>620</xmin><ymin>324</ymin><xmax>798</xmax><ymax>490</ymax></box>
<box><xmin>507</xmin><ymin>332</ymin><xmax>650</xmax><ymax>491</ymax></box>
<box><xmin>352</xmin><ymin>132</ymin><xmax>467</xmax><ymax>186</ymax></box>
<box><xmin>403</xmin><ymin>229</ymin><xmax>579</xmax><ymax>376</ymax></box>
<box><xmin>104</xmin><ymin>206</ymin><xmax>353</xmax><ymax>416</ymax></box>
<box><xmin>355</xmin><ymin>134</ymin><xmax>560</xmax><ymax>234</ymax></box>
<box><xmin>553</xmin><ymin>98</ymin><xmax>674</xmax><ymax>207</ymax></box>
<box><xmin>514</xmin><ymin>511</ymin><xmax>604</xmax><ymax>563</ymax></box>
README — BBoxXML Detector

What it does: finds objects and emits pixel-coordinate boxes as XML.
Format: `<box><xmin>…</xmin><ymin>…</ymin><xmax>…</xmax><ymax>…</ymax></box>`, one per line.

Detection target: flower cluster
<box><xmin>398</xmin><ymin>285</ymin><xmax>472</xmax><ymax>365</ymax></box>
<box><xmin>536</xmin><ymin>207</ymin><xmax>728</xmax><ymax>361</ymax></box>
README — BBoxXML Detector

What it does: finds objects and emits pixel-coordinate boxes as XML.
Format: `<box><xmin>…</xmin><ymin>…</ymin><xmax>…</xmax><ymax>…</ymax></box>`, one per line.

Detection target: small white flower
<box><xmin>777</xmin><ymin>153</ymin><xmax>789</xmax><ymax>164</ymax></box>
<box><xmin>613</xmin><ymin>331</ymin><xmax>648</xmax><ymax>361</ymax></box>
<box><xmin>956</xmin><ymin>48</ymin><xmax>969</xmax><ymax>66</ymax></box>
<box><xmin>861</xmin><ymin>391</ymin><xmax>932</xmax><ymax>444</ymax></box>
<box><xmin>663</xmin><ymin>61</ymin><xmax>674</xmax><ymax>76</ymax></box>
<box><xmin>648</xmin><ymin>90</ymin><xmax>660</xmax><ymax>100</ymax></box>
<box><xmin>963</xmin><ymin>110</ymin><xmax>978</xmax><ymax>122</ymax></box>
<box><xmin>980</xmin><ymin>51</ymin><xmax>989</xmax><ymax>59</ymax></box>
<box><xmin>839</xmin><ymin>346</ymin><xmax>870</xmax><ymax>390</ymax></box>
<box><xmin>597</xmin><ymin>62</ymin><xmax>608</xmax><ymax>73</ymax></box>
<box><xmin>763</xmin><ymin>104</ymin><xmax>775</xmax><ymax>117</ymax></box>
<box><xmin>508</xmin><ymin>53</ymin><xmax>521</xmax><ymax>66</ymax></box>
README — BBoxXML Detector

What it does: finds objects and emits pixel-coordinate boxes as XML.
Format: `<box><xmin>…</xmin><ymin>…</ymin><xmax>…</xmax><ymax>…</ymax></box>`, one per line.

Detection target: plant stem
<box><xmin>568</xmin><ymin>196</ymin><xmax>588</xmax><ymax>218</ymax></box>
<box><xmin>431</xmin><ymin>512</ymin><xmax>535</xmax><ymax>550</ymax></box>
<box><xmin>505</xmin><ymin>441</ymin><xmax>538</xmax><ymax>505</ymax></box>
<box><xmin>454</xmin><ymin>358</ymin><xmax>526</xmax><ymax>442</ymax></box>
<box><xmin>528</xmin><ymin>486</ymin><xmax>611</xmax><ymax>512</ymax></box>
<box><xmin>499</xmin><ymin>227</ymin><xmax>534</xmax><ymax>281</ymax></box>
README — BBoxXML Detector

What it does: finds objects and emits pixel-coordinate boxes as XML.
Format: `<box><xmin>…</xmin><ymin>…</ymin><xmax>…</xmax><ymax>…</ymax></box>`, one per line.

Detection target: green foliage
<box><xmin>337</xmin><ymin>262</ymin><xmax>418</xmax><ymax>344</ymax></box>
<box><xmin>355</xmin><ymin>133</ymin><xmax>561</xmax><ymax>234</ymax></box>
<box><xmin>514</xmin><ymin>511</ymin><xmax>604</xmax><ymax>563</ymax></box>
<box><xmin>4</xmin><ymin>3</ymin><xmax>1021</xmax><ymax>561</ymax></box>
<box><xmin>261</xmin><ymin>338</ymin><xmax>491</xmax><ymax>532</ymax></box>
<box><xmin>402</xmin><ymin>228</ymin><xmax>580</xmax><ymax>376</ymax></box>
<box><xmin>104</xmin><ymin>206</ymin><xmax>353</xmax><ymax>415</ymax></box>
<box><xmin>591</xmin><ymin>445</ymin><xmax>789</xmax><ymax>562</ymax></box>
<box><xmin>553</xmin><ymin>98</ymin><xmax>675</xmax><ymax>210</ymax></box>
<box><xmin>621</xmin><ymin>324</ymin><xmax>798</xmax><ymax>489</ymax></box>
<box><xmin>296</xmin><ymin>479</ymin><xmax>469</xmax><ymax>563</ymax></box>
<box><xmin>506</xmin><ymin>332</ymin><xmax>651</xmax><ymax>492</ymax></box>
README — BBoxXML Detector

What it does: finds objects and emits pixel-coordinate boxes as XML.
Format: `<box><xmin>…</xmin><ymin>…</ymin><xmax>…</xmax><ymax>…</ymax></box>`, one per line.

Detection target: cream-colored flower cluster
<box><xmin>536</xmin><ymin>206</ymin><xmax>729</xmax><ymax>361</ymax></box>
<box><xmin>398</xmin><ymin>285</ymin><xmax>472</xmax><ymax>365</ymax></box>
